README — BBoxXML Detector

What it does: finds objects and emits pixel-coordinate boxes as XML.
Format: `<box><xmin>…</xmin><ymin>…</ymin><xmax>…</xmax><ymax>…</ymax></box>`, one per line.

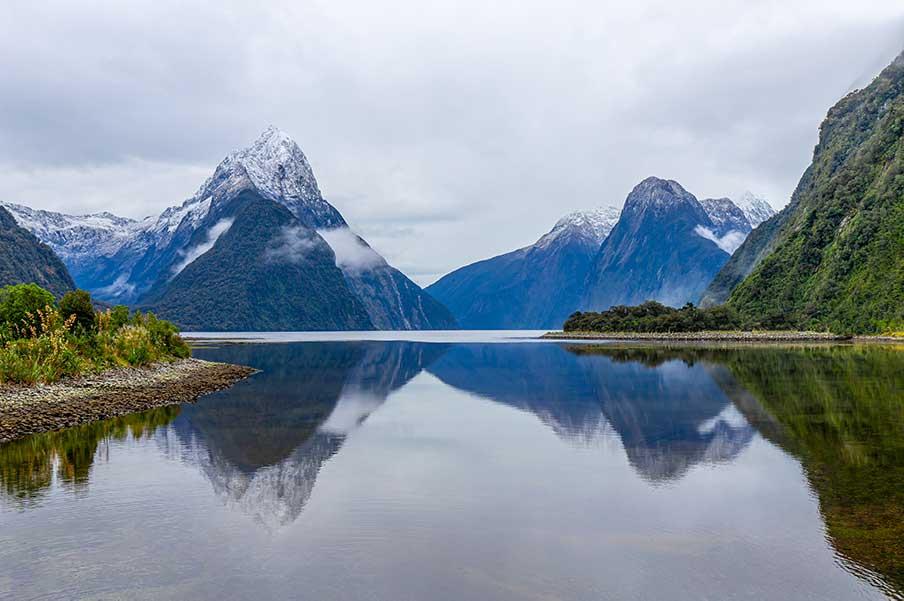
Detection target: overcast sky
<box><xmin>1</xmin><ymin>1</ymin><xmax>902</xmax><ymax>285</ymax></box>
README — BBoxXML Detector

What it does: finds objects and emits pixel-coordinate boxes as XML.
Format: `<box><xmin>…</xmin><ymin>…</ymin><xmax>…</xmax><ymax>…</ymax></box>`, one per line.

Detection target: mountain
<box><xmin>426</xmin><ymin>206</ymin><xmax>620</xmax><ymax>328</ymax></box>
<box><xmin>700</xmin><ymin>198</ymin><xmax>751</xmax><ymax>236</ymax></box>
<box><xmin>703</xmin><ymin>50</ymin><xmax>904</xmax><ymax>332</ymax></box>
<box><xmin>582</xmin><ymin>177</ymin><xmax>730</xmax><ymax>310</ymax></box>
<box><xmin>0</xmin><ymin>206</ymin><xmax>74</xmax><ymax>297</ymax></box>
<box><xmin>698</xmin><ymin>197</ymin><xmax>752</xmax><ymax>254</ymax></box>
<box><xmin>5</xmin><ymin>127</ymin><xmax>455</xmax><ymax>330</ymax></box>
<box><xmin>139</xmin><ymin>190</ymin><xmax>374</xmax><ymax>331</ymax></box>
<box><xmin>733</xmin><ymin>192</ymin><xmax>776</xmax><ymax>228</ymax></box>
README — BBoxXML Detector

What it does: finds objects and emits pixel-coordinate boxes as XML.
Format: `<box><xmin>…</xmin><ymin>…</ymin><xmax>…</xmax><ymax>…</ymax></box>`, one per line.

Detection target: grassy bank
<box><xmin>0</xmin><ymin>284</ymin><xmax>189</xmax><ymax>385</ymax></box>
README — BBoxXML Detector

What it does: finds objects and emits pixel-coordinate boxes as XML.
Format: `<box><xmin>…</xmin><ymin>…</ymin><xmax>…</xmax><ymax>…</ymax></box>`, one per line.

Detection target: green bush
<box><xmin>564</xmin><ymin>301</ymin><xmax>744</xmax><ymax>332</ymax></box>
<box><xmin>108</xmin><ymin>305</ymin><xmax>131</xmax><ymax>331</ymax></box>
<box><xmin>0</xmin><ymin>283</ymin><xmax>57</xmax><ymax>338</ymax></box>
<box><xmin>59</xmin><ymin>290</ymin><xmax>97</xmax><ymax>334</ymax></box>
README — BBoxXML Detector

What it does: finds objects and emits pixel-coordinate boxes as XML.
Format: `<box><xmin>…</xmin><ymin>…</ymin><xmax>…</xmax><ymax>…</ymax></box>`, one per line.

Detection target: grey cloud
<box><xmin>1</xmin><ymin>1</ymin><xmax>902</xmax><ymax>285</ymax></box>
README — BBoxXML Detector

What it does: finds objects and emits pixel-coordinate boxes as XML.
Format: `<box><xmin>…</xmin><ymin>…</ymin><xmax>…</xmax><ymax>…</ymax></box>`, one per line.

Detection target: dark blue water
<box><xmin>1</xmin><ymin>339</ymin><xmax>902</xmax><ymax>600</ymax></box>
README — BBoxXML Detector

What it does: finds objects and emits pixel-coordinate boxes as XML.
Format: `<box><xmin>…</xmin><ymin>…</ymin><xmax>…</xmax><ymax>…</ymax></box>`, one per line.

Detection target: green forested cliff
<box><xmin>0</xmin><ymin>207</ymin><xmax>74</xmax><ymax>298</ymax></box>
<box><xmin>709</xmin><ymin>51</ymin><xmax>904</xmax><ymax>333</ymax></box>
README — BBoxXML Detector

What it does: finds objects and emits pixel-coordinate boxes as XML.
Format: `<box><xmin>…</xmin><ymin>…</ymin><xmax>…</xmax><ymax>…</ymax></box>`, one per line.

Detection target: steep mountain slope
<box><xmin>426</xmin><ymin>207</ymin><xmax>620</xmax><ymax>328</ymax></box>
<box><xmin>709</xmin><ymin>50</ymin><xmax>904</xmax><ymax>332</ymax></box>
<box><xmin>0</xmin><ymin>206</ymin><xmax>74</xmax><ymax>297</ymax></box>
<box><xmin>582</xmin><ymin>177</ymin><xmax>730</xmax><ymax>310</ymax></box>
<box><xmin>142</xmin><ymin>190</ymin><xmax>373</xmax><ymax>331</ymax></box>
<box><xmin>7</xmin><ymin>127</ymin><xmax>455</xmax><ymax>330</ymax></box>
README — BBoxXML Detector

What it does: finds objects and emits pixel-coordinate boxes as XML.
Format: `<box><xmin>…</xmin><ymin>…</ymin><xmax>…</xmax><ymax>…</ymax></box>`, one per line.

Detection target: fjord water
<box><xmin>1</xmin><ymin>339</ymin><xmax>902</xmax><ymax>600</ymax></box>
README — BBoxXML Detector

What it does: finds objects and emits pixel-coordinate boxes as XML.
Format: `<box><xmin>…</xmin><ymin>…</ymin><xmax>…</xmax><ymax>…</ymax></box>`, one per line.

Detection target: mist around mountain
<box><xmin>0</xmin><ymin>206</ymin><xmax>74</xmax><ymax>297</ymax></box>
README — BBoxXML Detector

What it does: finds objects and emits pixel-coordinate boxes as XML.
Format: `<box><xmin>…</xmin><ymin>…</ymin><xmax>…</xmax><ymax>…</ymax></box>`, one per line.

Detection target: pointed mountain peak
<box><xmin>191</xmin><ymin>127</ymin><xmax>345</xmax><ymax>229</ymax></box>
<box><xmin>622</xmin><ymin>177</ymin><xmax>702</xmax><ymax>218</ymax></box>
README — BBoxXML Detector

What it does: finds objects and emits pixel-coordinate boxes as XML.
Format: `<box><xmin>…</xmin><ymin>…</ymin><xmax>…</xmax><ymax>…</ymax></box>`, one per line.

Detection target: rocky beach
<box><xmin>0</xmin><ymin>358</ymin><xmax>256</xmax><ymax>443</ymax></box>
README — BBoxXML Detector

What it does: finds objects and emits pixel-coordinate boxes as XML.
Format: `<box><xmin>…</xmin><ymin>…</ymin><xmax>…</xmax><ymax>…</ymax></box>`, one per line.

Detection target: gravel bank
<box><xmin>0</xmin><ymin>359</ymin><xmax>256</xmax><ymax>444</ymax></box>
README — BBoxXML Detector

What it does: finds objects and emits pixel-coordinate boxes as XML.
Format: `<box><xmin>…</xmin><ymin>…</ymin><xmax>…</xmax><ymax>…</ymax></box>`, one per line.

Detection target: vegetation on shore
<box><xmin>0</xmin><ymin>283</ymin><xmax>189</xmax><ymax>384</ymax></box>
<box><xmin>563</xmin><ymin>301</ymin><xmax>743</xmax><ymax>333</ymax></box>
<box><xmin>562</xmin><ymin>300</ymin><xmax>904</xmax><ymax>336</ymax></box>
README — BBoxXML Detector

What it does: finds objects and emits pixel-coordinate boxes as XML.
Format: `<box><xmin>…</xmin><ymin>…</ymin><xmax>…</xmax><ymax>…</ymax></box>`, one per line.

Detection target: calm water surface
<box><xmin>1</xmin><ymin>337</ymin><xmax>902</xmax><ymax>600</ymax></box>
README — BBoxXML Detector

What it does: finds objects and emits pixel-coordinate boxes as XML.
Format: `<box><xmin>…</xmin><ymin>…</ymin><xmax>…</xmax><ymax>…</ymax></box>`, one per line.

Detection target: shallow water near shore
<box><xmin>1</xmin><ymin>335</ymin><xmax>902</xmax><ymax>600</ymax></box>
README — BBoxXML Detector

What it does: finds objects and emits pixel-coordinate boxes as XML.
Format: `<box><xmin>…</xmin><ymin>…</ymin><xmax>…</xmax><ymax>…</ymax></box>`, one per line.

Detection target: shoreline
<box><xmin>0</xmin><ymin>358</ymin><xmax>257</xmax><ymax>444</ymax></box>
<box><xmin>542</xmin><ymin>330</ymin><xmax>904</xmax><ymax>343</ymax></box>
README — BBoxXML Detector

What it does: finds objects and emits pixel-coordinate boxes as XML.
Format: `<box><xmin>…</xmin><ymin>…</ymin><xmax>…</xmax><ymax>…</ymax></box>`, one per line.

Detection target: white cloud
<box><xmin>694</xmin><ymin>225</ymin><xmax>747</xmax><ymax>254</ymax></box>
<box><xmin>318</xmin><ymin>227</ymin><xmax>385</xmax><ymax>273</ymax></box>
<box><xmin>172</xmin><ymin>218</ymin><xmax>233</xmax><ymax>275</ymax></box>
<box><xmin>97</xmin><ymin>274</ymin><xmax>135</xmax><ymax>299</ymax></box>
<box><xmin>264</xmin><ymin>225</ymin><xmax>319</xmax><ymax>263</ymax></box>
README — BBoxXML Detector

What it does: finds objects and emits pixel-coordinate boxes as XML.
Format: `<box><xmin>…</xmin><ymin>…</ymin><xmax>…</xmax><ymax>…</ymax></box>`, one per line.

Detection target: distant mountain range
<box><xmin>426</xmin><ymin>207</ymin><xmax>620</xmax><ymax>328</ymax></box>
<box><xmin>0</xmin><ymin>206</ymin><xmax>74</xmax><ymax>297</ymax></box>
<box><xmin>429</xmin><ymin>178</ymin><xmax>772</xmax><ymax>328</ymax></box>
<box><xmin>703</xmin><ymin>49</ymin><xmax>904</xmax><ymax>333</ymax></box>
<box><xmin>3</xmin><ymin>128</ymin><xmax>455</xmax><ymax>331</ymax></box>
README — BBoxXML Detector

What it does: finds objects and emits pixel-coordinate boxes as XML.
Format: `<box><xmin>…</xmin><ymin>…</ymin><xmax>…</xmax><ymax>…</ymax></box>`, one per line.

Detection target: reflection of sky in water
<box><xmin>0</xmin><ymin>341</ymin><xmax>897</xmax><ymax>601</ymax></box>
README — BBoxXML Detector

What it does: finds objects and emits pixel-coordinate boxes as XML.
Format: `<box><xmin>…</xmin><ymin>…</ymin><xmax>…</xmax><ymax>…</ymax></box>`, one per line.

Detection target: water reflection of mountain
<box><xmin>427</xmin><ymin>343</ymin><xmax>754</xmax><ymax>482</ymax></box>
<box><xmin>175</xmin><ymin>342</ymin><xmax>449</xmax><ymax>527</ymax></box>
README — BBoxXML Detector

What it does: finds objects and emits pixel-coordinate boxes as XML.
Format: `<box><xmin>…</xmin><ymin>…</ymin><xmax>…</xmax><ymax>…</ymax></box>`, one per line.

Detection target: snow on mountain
<box><xmin>732</xmin><ymin>191</ymin><xmax>775</xmax><ymax>227</ymax></box>
<box><xmin>620</xmin><ymin>177</ymin><xmax>703</xmax><ymax>219</ymax></box>
<box><xmin>536</xmin><ymin>206</ymin><xmax>621</xmax><ymax>249</ymax></box>
<box><xmin>582</xmin><ymin>176</ymin><xmax>731</xmax><ymax>310</ymax></box>
<box><xmin>195</xmin><ymin>126</ymin><xmax>345</xmax><ymax>229</ymax></box>
<box><xmin>699</xmin><ymin>198</ymin><xmax>752</xmax><ymax>236</ymax></box>
<box><xmin>0</xmin><ymin>201</ymin><xmax>147</xmax><ymax>260</ymax></box>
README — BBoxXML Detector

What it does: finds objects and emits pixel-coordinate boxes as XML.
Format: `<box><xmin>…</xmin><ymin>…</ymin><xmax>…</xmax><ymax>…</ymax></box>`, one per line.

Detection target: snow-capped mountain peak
<box><xmin>538</xmin><ymin>206</ymin><xmax>621</xmax><ymax>248</ymax></box>
<box><xmin>700</xmin><ymin>198</ymin><xmax>751</xmax><ymax>235</ymax></box>
<box><xmin>733</xmin><ymin>191</ymin><xmax>775</xmax><ymax>227</ymax></box>
<box><xmin>193</xmin><ymin>127</ymin><xmax>344</xmax><ymax>229</ymax></box>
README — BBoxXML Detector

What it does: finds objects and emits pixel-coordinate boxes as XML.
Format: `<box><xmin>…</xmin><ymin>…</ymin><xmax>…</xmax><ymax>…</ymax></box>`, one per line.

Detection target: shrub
<box><xmin>0</xmin><ymin>284</ymin><xmax>57</xmax><ymax>338</ymax></box>
<box><xmin>563</xmin><ymin>301</ymin><xmax>743</xmax><ymax>333</ymax></box>
<box><xmin>108</xmin><ymin>305</ymin><xmax>131</xmax><ymax>331</ymax></box>
<box><xmin>59</xmin><ymin>290</ymin><xmax>97</xmax><ymax>335</ymax></box>
<box><xmin>113</xmin><ymin>325</ymin><xmax>155</xmax><ymax>366</ymax></box>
